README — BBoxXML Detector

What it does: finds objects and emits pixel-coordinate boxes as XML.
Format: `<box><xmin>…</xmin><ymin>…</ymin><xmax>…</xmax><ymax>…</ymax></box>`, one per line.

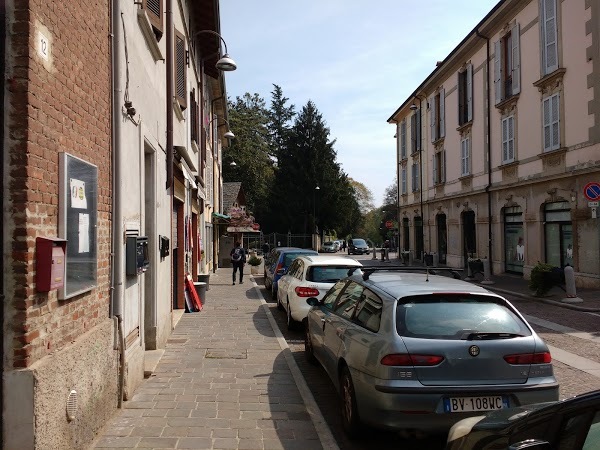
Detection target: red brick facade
<box><xmin>5</xmin><ymin>0</ymin><xmax>111</xmax><ymax>368</ymax></box>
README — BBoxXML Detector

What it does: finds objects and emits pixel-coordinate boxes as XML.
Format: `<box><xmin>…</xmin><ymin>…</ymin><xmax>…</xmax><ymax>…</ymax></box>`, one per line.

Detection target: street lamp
<box><xmin>193</xmin><ymin>30</ymin><xmax>237</xmax><ymax>71</ymax></box>
<box><xmin>410</xmin><ymin>100</ymin><xmax>425</xmax><ymax>259</ymax></box>
<box><xmin>209</xmin><ymin>117</ymin><xmax>235</xmax><ymax>139</ymax></box>
<box><xmin>313</xmin><ymin>186</ymin><xmax>320</xmax><ymax>234</ymax></box>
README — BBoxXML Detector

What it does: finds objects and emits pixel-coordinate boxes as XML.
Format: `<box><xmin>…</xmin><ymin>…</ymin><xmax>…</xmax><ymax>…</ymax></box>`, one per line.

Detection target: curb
<box><xmin>250</xmin><ymin>275</ymin><xmax>340</xmax><ymax>450</ymax></box>
<box><xmin>481</xmin><ymin>286</ymin><xmax>600</xmax><ymax>313</ymax></box>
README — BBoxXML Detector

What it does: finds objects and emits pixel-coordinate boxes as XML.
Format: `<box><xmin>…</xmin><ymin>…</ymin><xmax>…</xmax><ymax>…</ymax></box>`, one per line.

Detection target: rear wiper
<box><xmin>465</xmin><ymin>332</ymin><xmax>525</xmax><ymax>340</ymax></box>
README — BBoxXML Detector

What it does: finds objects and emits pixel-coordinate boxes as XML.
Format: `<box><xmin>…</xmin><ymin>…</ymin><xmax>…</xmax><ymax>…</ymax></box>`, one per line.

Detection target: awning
<box><xmin>227</xmin><ymin>226</ymin><xmax>260</xmax><ymax>233</ymax></box>
<box><xmin>212</xmin><ymin>212</ymin><xmax>230</xmax><ymax>219</ymax></box>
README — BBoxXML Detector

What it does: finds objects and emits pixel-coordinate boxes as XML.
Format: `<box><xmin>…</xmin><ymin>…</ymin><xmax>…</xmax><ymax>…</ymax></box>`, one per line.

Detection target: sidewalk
<box><xmin>91</xmin><ymin>268</ymin><xmax>333</xmax><ymax>450</ymax></box>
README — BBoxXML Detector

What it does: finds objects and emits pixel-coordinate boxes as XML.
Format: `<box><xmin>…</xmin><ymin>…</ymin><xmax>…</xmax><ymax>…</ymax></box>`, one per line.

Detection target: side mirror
<box><xmin>509</xmin><ymin>440</ymin><xmax>552</xmax><ymax>450</ymax></box>
<box><xmin>306</xmin><ymin>297</ymin><xmax>321</xmax><ymax>307</ymax></box>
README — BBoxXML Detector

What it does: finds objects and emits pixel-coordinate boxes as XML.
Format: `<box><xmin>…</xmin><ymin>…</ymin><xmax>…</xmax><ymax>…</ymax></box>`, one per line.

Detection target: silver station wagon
<box><xmin>304</xmin><ymin>267</ymin><xmax>559</xmax><ymax>438</ymax></box>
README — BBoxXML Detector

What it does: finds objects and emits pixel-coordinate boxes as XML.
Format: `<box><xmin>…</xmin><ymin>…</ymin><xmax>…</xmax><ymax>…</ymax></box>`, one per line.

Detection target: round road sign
<box><xmin>583</xmin><ymin>182</ymin><xmax>600</xmax><ymax>201</ymax></box>
<box><xmin>385</xmin><ymin>220</ymin><xmax>393</xmax><ymax>229</ymax></box>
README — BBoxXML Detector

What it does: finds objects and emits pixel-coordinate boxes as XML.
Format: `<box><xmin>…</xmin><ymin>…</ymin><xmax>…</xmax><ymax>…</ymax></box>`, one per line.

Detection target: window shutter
<box><xmin>439</xmin><ymin>89</ymin><xmax>446</xmax><ymax>138</ymax></box>
<box><xmin>430</xmin><ymin>95</ymin><xmax>436</xmax><ymax>142</ymax></box>
<box><xmin>461</xmin><ymin>139</ymin><xmax>468</xmax><ymax>176</ymax></box>
<box><xmin>410</xmin><ymin>114</ymin><xmax>416</xmax><ymax>153</ymax></box>
<box><xmin>143</xmin><ymin>0</ymin><xmax>163</xmax><ymax>36</ymax></box>
<box><xmin>466</xmin><ymin>64</ymin><xmax>473</xmax><ymax>122</ymax></box>
<box><xmin>508</xmin><ymin>116</ymin><xmax>515</xmax><ymax>161</ymax></box>
<box><xmin>511</xmin><ymin>23</ymin><xmax>521</xmax><ymax>95</ymax></box>
<box><xmin>402</xmin><ymin>166</ymin><xmax>407</xmax><ymax>194</ymax></box>
<box><xmin>442</xmin><ymin>150</ymin><xmax>446</xmax><ymax>182</ymax></box>
<box><xmin>416</xmin><ymin>162</ymin><xmax>420</xmax><ymax>190</ymax></box>
<box><xmin>401</xmin><ymin>120</ymin><xmax>406</xmax><ymax>158</ymax></box>
<box><xmin>502</xmin><ymin>118</ymin><xmax>509</xmax><ymax>162</ymax></box>
<box><xmin>416</xmin><ymin>109</ymin><xmax>422</xmax><ymax>151</ymax></box>
<box><xmin>494</xmin><ymin>40</ymin><xmax>502</xmax><ymax>105</ymax></box>
<box><xmin>551</xmin><ymin>93</ymin><xmax>560</xmax><ymax>149</ymax></box>
<box><xmin>433</xmin><ymin>153</ymin><xmax>437</xmax><ymax>185</ymax></box>
<box><xmin>543</xmin><ymin>97</ymin><xmax>551</xmax><ymax>151</ymax></box>
<box><xmin>175</xmin><ymin>30</ymin><xmax>187</xmax><ymax>109</ymax></box>
<box><xmin>542</xmin><ymin>0</ymin><xmax>558</xmax><ymax>74</ymax></box>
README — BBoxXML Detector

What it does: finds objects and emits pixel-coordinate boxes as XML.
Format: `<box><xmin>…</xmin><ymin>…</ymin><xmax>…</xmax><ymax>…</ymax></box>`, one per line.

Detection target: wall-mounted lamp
<box><xmin>210</xmin><ymin>117</ymin><xmax>235</xmax><ymax>139</ymax></box>
<box><xmin>194</xmin><ymin>30</ymin><xmax>237</xmax><ymax>71</ymax></box>
<box><xmin>410</xmin><ymin>103</ymin><xmax>418</xmax><ymax>111</ymax></box>
<box><xmin>230</xmin><ymin>161</ymin><xmax>237</xmax><ymax>167</ymax></box>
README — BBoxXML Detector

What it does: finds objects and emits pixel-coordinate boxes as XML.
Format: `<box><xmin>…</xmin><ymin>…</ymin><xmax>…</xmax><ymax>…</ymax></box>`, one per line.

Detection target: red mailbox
<box><xmin>36</xmin><ymin>237</ymin><xmax>67</xmax><ymax>292</ymax></box>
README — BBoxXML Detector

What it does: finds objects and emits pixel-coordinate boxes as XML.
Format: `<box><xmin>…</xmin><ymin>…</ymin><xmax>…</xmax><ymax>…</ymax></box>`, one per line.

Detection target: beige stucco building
<box><xmin>388</xmin><ymin>0</ymin><xmax>600</xmax><ymax>287</ymax></box>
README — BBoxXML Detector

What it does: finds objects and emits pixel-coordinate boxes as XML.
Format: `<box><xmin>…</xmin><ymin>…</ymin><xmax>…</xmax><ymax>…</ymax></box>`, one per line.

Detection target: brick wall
<box><xmin>5</xmin><ymin>0</ymin><xmax>111</xmax><ymax>368</ymax></box>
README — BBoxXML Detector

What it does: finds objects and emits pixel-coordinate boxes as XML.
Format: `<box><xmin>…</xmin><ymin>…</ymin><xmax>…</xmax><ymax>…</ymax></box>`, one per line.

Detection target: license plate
<box><xmin>444</xmin><ymin>396</ymin><xmax>508</xmax><ymax>413</ymax></box>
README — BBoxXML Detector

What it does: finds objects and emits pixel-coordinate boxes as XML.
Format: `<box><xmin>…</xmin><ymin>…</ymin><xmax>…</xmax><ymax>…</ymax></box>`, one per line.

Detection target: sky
<box><xmin>220</xmin><ymin>0</ymin><xmax>499</xmax><ymax>207</ymax></box>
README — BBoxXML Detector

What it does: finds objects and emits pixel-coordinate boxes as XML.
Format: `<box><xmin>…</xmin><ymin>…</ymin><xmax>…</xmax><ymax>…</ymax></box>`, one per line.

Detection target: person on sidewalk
<box><xmin>230</xmin><ymin>241</ymin><xmax>247</xmax><ymax>285</ymax></box>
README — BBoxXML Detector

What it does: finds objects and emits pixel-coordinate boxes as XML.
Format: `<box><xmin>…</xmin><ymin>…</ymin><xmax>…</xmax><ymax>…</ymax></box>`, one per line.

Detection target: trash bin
<box><xmin>193</xmin><ymin>282</ymin><xmax>207</xmax><ymax>305</ymax></box>
<box><xmin>197</xmin><ymin>273</ymin><xmax>210</xmax><ymax>291</ymax></box>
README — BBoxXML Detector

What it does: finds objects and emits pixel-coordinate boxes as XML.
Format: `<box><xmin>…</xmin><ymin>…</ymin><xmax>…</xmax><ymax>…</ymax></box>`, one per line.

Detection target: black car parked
<box><xmin>347</xmin><ymin>238</ymin><xmax>370</xmax><ymax>255</ymax></box>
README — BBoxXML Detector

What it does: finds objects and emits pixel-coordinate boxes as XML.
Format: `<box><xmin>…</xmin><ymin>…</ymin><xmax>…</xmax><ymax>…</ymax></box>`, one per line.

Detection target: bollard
<box><xmin>562</xmin><ymin>265</ymin><xmax>583</xmax><ymax>303</ymax></box>
<box><xmin>465</xmin><ymin>261</ymin><xmax>474</xmax><ymax>281</ymax></box>
<box><xmin>371</xmin><ymin>248</ymin><xmax>377</xmax><ymax>260</ymax></box>
<box><xmin>433</xmin><ymin>252</ymin><xmax>439</xmax><ymax>267</ymax></box>
<box><xmin>385</xmin><ymin>248</ymin><xmax>390</xmax><ymax>261</ymax></box>
<box><xmin>408</xmin><ymin>251</ymin><xmax>414</xmax><ymax>266</ymax></box>
<box><xmin>480</xmin><ymin>258</ymin><xmax>494</xmax><ymax>284</ymax></box>
<box><xmin>380</xmin><ymin>248</ymin><xmax>385</xmax><ymax>262</ymax></box>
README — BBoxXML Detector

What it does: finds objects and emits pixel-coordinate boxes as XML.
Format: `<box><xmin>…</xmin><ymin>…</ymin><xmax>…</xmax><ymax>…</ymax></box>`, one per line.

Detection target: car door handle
<box><xmin>321</xmin><ymin>318</ymin><xmax>326</xmax><ymax>323</ymax></box>
<box><xmin>336</xmin><ymin>328</ymin><xmax>345</xmax><ymax>338</ymax></box>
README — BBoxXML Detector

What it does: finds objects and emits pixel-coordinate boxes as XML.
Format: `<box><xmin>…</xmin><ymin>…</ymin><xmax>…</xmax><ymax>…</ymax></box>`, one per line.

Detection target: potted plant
<box><xmin>248</xmin><ymin>254</ymin><xmax>262</xmax><ymax>274</ymax></box>
<box><xmin>529</xmin><ymin>262</ymin><xmax>561</xmax><ymax>297</ymax></box>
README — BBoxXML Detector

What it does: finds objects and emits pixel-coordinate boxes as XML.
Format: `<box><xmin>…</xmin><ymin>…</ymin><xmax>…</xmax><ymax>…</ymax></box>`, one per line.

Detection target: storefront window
<box><xmin>504</xmin><ymin>206</ymin><xmax>523</xmax><ymax>274</ymax></box>
<box><xmin>544</xmin><ymin>202</ymin><xmax>572</xmax><ymax>268</ymax></box>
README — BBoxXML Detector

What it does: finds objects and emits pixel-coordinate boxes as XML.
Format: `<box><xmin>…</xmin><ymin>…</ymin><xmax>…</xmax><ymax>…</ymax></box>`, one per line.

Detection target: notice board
<box><xmin>58</xmin><ymin>153</ymin><xmax>98</xmax><ymax>299</ymax></box>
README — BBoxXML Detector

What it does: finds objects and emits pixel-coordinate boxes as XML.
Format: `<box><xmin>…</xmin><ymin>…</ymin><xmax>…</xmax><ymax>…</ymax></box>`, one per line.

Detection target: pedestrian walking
<box><xmin>230</xmin><ymin>241</ymin><xmax>247</xmax><ymax>285</ymax></box>
<box><xmin>261</xmin><ymin>242</ymin><xmax>270</xmax><ymax>256</ymax></box>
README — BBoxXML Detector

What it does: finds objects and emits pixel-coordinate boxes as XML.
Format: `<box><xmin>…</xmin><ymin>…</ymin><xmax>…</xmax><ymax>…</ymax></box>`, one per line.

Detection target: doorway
<box><xmin>544</xmin><ymin>202</ymin><xmax>573</xmax><ymax>268</ymax></box>
<box><xmin>436</xmin><ymin>214</ymin><xmax>447</xmax><ymax>264</ymax></box>
<box><xmin>462</xmin><ymin>210</ymin><xmax>476</xmax><ymax>267</ymax></box>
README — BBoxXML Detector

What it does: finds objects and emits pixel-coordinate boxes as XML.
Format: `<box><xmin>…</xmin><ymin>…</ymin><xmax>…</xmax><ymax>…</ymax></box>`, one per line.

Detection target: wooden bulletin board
<box><xmin>58</xmin><ymin>153</ymin><xmax>98</xmax><ymax>299</ymax></box>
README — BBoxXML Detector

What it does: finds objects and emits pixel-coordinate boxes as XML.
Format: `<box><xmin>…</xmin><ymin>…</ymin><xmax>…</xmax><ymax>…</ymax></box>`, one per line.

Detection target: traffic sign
<box><xmin>583</xmin><ymin>182</ymin><xmax>600</xmax><ymax>201</ymax></box>
<box><xmin>385</xmin><ymin>220</ymin><xmax>393</xmax><ymax>229</ymax></box>
<box><xmin>589</xmin><ymin>201</ymin><xmax>599</xmax><ymax>207</ymax></box>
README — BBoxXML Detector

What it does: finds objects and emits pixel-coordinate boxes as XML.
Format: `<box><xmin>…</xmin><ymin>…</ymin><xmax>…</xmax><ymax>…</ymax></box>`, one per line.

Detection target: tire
<box><xmin>271</xmin><ymin>282</ymin><xmax>277</xmax><ymax>300</ymax></box>
<box><xmin>265</xmin><ymin>276</ymin><xmax>271</xmax><ymax>290</ymax></box>
<box><xmin>340</xmin><ymin>366</ymin><xmax>362</xmax><ymax>438</ymax></box>
<box><xmin>286</xmin><ymin>300</ymin><xmax>297</xmax><ymax>330</ymax></box>
<box><xmin>304</xmin><ymin>323</ymin><xmax>318</xmax><ymax>365</ymax></box>
<box><xmin>276</xmin><ymin>290</ymin><xmax>284</xmax><ymax>310</ymax></box>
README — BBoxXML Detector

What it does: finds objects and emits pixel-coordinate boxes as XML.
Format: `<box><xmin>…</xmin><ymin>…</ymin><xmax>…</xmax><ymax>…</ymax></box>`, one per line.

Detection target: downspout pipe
<box><xmin>477</xmin><ymin>29</ymin><xmax>493</xmax><ymax>273</ymax></box>
<box><xmin>110</xmin><ymin>0</ymin><xmax>125</xmax><ymax>408</ymax></box>
<box><xmin>166</xmin><ymin>0</ymin><xmax>173</xmax><ymax>191</ymax></box>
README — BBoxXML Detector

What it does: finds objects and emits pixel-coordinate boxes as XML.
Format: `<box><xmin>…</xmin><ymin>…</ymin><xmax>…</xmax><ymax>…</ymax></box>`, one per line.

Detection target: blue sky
<box><xmin>220</xmin><ymin>1</ymin><xmax>499</xmax><ymax>206</ymax></box>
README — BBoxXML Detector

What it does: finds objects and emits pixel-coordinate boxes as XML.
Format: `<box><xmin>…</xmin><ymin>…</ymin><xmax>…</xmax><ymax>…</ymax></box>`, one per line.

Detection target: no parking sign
<box><xmin>583</xmin><ymin>182</ymin><xmax>600</xmax><ymax>201</ymax></box>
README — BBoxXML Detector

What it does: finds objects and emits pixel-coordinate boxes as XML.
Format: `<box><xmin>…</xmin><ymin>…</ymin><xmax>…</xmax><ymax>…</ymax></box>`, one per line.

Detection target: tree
<box><xmin>223</xmin><ymin>93</ymin><xmax>273</xmax><ymax>223</ymax></box>
<box><xmin>382</xmin><ymin>178</ymin><xmax>398</xmax><ymax>209</ymax></box>
<box><xmin>267</xmin><ymin>84</ymin><xmax>295</xmax><ymax>163</ymax></box>
<box><xmin>349</xmin><ymin>179</ymin><xmax>375</xmax><ymax>214</ymax></box>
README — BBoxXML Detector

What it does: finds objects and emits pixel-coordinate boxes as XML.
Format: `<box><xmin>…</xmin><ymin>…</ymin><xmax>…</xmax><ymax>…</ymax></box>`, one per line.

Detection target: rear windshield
<box><xmin>307</xmin><ymin>266</ymin><xmax>356</xmax><ymax>283</ymax></box>
<box><xmin>352</xmin><ymin>239</ymin><xmax>367</xmax><ymax>246</ymax></box>
<box><xmin>283</xmin><ymin>251</ymin><xmax>317</xmax><ymax>267</ymax></box>
<box><xmin>395</xmin><ymin>294</ymin><xmax>531</xmax><ymax>339</ymax></box>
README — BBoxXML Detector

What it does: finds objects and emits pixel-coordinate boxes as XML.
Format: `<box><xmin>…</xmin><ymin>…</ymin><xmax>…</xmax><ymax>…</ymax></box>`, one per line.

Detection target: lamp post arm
<box><xmin>193</xmin><ymin>30</ymin><xmax>229</xmax><ymax>54</ymax></box>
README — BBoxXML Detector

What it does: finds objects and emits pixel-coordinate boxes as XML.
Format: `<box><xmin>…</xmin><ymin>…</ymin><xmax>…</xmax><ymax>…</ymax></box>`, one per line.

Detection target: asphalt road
<box><xmin>255</xmin><ymin>253</ymin><xmax>600</xmax><ymax>449</ymax></box>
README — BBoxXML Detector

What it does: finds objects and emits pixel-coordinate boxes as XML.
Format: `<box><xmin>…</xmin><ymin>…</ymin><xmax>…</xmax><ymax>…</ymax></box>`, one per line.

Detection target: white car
<box><xmin>276</xmin><ymin>255</ymin><xmax>362</xmax><ymax>329</ymax></box>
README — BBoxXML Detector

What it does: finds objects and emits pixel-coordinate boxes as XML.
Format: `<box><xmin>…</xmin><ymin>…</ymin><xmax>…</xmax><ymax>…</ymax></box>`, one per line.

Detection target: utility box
<box><xmin>36</xmin><ymin>237</ymin><xmax>67</xmax><ymax>292</ymax></box>
<box><xmin>126</xmin><ymin>236</ymin><xmax>149</xmax><ymax>276</ymax></box>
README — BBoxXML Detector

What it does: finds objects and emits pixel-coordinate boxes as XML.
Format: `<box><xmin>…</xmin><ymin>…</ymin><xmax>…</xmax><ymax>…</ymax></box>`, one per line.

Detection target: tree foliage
<box><xmin>350</xmin><ymin>179</ymin><xmax>375</xmax><ymax>214</ymax></box>
<box><xmin>223</xmin><ymin>91</ymin><xmax>362</xmax><ymax>237</ymax></box>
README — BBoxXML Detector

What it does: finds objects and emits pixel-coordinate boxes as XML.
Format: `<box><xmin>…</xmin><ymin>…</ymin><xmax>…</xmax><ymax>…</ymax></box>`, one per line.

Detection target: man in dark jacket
<box><xmin>230</xmin><ymin>241</ymin><xmax>247</xmax><ymax>285</ymax></box>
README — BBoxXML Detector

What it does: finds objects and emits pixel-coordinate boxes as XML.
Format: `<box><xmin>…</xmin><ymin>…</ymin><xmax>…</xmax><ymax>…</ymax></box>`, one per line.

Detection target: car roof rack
<box><xmin>353</xmin><ymin>265</ymin><xmax>464</xmax><ymax>281</ymax></box>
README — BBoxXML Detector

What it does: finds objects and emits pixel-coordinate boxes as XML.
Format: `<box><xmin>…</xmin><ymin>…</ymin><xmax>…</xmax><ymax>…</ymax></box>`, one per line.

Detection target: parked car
<box><xmin>264</xmin><ymin>247</ymin><xmax>318</xmax><ymax>298</ymax></box>
<box><xmin>263</xmin><ymin>246</ymin><xmax>296</xmax><ymax>279</ymax></box>
<box><xmin>347</xmin><ymin>238</ymin><xmax>370</xmax><ymax>255</ymax></box>
<box><xmin>304</xmin><ymin>266</ymin><xmax>559</xmax><ymax>438</ymax></box>
<box><xmin>320</xmin><ymin>241</ymin><xmax>337</xmax><ymax>253</ymax></box>
<box><xmin>446</xmin><ymin>389</ymin><xmax>600</xmax><ymax>450</ymax></box>
<box><xmin>276</xmin><ymin>255</ymin><xmax>362</xmax><ymax>329</ymax></box>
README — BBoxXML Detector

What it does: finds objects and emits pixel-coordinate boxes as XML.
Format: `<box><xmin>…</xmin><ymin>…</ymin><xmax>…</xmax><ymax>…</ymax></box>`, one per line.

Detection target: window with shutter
<box><xmin>543</xmin><ymin>93</ymin><xmax>560</xmax><ymax>152</ymax></box>
<box><xmin>190</xmin><ymin>89</ymin><xmax>199</xmax><ymax>144</ymax></box>
<box><xmin>142</xmin><ymin>0</ymin><xmax>163</xmax><ymax>39</ymax></box>
<box><xmin>430</xmin><ymin>91</ymin><xmax>445</xmax><ymax>141</ymax></box>
<box><xmin>461</xmin><ymin>137</ymin><xmax>470</xmax><ymax>176</ymax></box>
<box><xmin>433</xmin><ymin>150</ymin><xmax>446</xmax><ymax>185</ymax></box>
<box><xmin>401</xmin><ymin>166</ymin><xmax>407</xmax><ymax>195</ymax></box>
<box><xmin>175</xmin><ymin>30</ymin><xmax>187</xmax><ymax>110</ymax></box>
<box><xmin>541</xmin><ymin>0</ymin><xmax>558</xmax><ymax>75</ymax></box>
<box><xmin>411</xmin><ymin>162</ymin><xmax>420</xmax><ymax>192</ymax></box>
<box><xmin>494</xmin><ymin>24</ymin><xmax>521</xmax><ymax>105</ymax></box>
<box><xmin>502</xmin><ymin>115</ymin><xmax>515</xmax><ymax>163</ymax></box>
<box><xmin>410</xmin><ymin>113</ymin><xmax>417</xmax><ymax>154</ymax></box>
<box><xmin>458</xmin><ymin>64</ymin><xmax>473</xmax><ymax>125</ymax></box>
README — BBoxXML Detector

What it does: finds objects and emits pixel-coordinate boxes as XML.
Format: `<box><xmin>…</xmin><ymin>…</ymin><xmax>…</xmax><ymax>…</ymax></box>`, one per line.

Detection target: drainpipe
<box><xmin>110</xmin><ymin>0</ymin><xmax>125</xmax><ymax>407</ymax></box>
<box><xmin>0</xmin><ymin>1</ymin><xmax>5</xmax><ymax>442</ymax></box>
<box><xmin>166</xmin><ymin>0</ymin><xmax>173</xmax><ymax>191</ymax></box>
<box><xmin>477</xmin><ymin>29</ymin><xmax>493</xmax><ymax>273</ymax></box>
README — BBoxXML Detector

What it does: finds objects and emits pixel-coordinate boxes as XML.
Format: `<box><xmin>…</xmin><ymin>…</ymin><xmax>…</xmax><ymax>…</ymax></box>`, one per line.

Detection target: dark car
<box><xmin>264</xmin><ymin>247</ymin><xmax>318</xmax><ymax>297</ymax></box>
<box><xmin>348</xmin><ymin>238</ymin><xmax>370</xmax><ymax>255</ymax></box>
<box><xmin>446</xmin><ymin>389</ymin><xmax>600</xmax><ymax>449</ymax></box>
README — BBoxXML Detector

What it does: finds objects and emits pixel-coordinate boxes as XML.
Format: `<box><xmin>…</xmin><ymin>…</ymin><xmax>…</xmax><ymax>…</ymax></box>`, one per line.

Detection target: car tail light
<box><xmin>274</xmin><ymin>262</ymin><xmax>283</xmax><ymax>274</ymax></box>
<box><xmin>295</xmin><ymin>287</ymin><xmax>320</xmax><ymax>297</ymax></box>
<box><xmin>504</xmin><ymin>352</ymin><xmax>552</xmax><ymax>365</ymax></box>
<box><xmin>380</xmin><ymin>354</ymin><xmax>444</xmax><ymax>366</ymax></box>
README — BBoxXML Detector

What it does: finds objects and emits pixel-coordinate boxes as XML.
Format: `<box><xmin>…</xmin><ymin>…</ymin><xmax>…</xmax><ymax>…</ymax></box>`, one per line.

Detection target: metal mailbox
<box><xmin>36</xmin><ymin>237</ymin><xmax>67</xmax><ymax>292</ymax></box>
<box><xmin>126</xmin><ymin>236</ymin><xmax>149</xmax><ymax>276</ymax></box>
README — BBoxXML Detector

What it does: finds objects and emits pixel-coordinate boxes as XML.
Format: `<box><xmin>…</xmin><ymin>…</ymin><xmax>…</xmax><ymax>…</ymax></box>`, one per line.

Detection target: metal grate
<box><xmin>66</xmin><ymin>390</ymin><xmax>78</xmax><ymax>421</ymax></box>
